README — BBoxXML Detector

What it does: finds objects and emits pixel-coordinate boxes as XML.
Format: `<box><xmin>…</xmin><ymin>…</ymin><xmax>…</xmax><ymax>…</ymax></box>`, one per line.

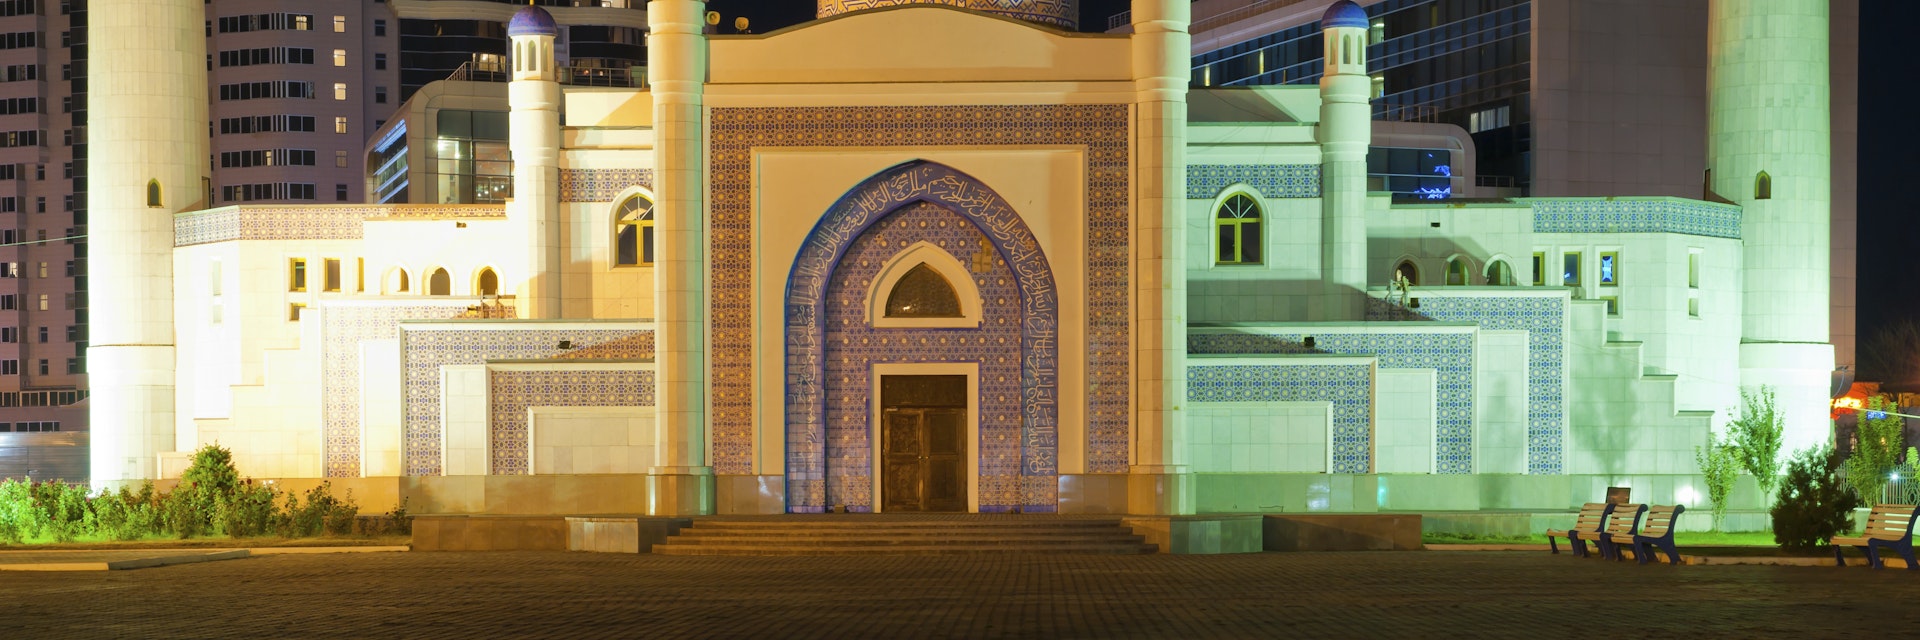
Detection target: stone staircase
<box><xmin>652</xmin><ymin>516</ymin><xmax>1158</xmax><ymax>556</ymax></box>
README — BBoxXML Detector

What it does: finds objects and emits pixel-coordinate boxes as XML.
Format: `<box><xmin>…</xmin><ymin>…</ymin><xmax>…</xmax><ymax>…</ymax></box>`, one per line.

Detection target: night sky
<box><xmin>712</xmin><ymin>1</ymin><xmax>1908</xmax><ymax>376</ymax></box>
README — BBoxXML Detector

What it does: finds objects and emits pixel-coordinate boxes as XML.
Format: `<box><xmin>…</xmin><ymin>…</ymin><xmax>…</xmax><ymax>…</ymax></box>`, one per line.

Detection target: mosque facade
<box><xmin>85</xmin><ymin>0</ymin><xmax>1836</xmax><ymax>519</ymax></box>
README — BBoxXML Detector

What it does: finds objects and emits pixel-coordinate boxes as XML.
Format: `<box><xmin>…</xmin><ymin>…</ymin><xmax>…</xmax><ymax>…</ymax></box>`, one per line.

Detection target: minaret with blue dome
<box><xmin>509</xmin><ymin>4</ymin><xmax>563</xmax><ymax>319</ymax></box>
<box><xmin>1319</xmin><ymin>0</ymin><xmax>1371</xmax><ymax>319</ymax></box>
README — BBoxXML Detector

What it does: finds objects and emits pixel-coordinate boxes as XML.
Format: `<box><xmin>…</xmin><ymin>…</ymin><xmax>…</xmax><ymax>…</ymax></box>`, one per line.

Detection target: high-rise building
<box><xmin>1174</xmin><ymin>0</ymin><xmax>1860</xmax><ymax>367</ymax></box>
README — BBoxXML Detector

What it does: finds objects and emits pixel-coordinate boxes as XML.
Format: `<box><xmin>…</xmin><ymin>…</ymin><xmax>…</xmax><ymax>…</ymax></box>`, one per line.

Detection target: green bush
<box><xmin>0</xmin><ymin>478</ymin><xmax>38</xmax><ymax>543</ymax></box>
<box><xmin>289</xmin><ymin>482</ymin><xmax>359</xmax><ymax>537</ymax></box>
<box><xmin>223</xmin><ymin>481</ymin><xmax>288</xmax><ymax>538</ymax></box>
<box><xmin>1695</xmin><ymin>431</ymin><xmax>1741</xmax><ymax>531</ymax></box>
<box><xmin>34</xmin><ymin>482</ymin><xmax>92</xmax><ymax>543</ymax></box>
<box><xmin>1727</xmin><ymin>386</ymin><xmax>1786</xmax><ymax>500</ymax></box>
<box><xmin>1772</xmin><ymin>445</ymin><xmax>1862</xmax><ymax>551</ymax></box>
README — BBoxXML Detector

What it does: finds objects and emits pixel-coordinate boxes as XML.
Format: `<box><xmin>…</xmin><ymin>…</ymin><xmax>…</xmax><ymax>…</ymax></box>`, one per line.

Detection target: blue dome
<box><xmin>508</xmin><ymin>5</ymin><xmax>558</xmax><ymax>37</ymax></box>
<box><xmin>1320</xmin><ymin>1</ymin><xmax>1369</xmax><ymax>29</ymax></box>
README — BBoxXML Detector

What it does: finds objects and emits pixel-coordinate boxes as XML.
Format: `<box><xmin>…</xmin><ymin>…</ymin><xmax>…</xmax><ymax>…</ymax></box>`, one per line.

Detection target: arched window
<box><xmin>428</xmin><ymin>268</ymin><xmax>451</xmax><ymax>295</ymax></box>
<box><xmin>1215</xmin><ymin>193</ymin><xmax>1262</xmax><ymax>265</ymax></box>
<box><xmin>146</xmin><ymin>179</ymin><xmax>162</xmax><ymax>208</ymax></box>
<box><xmin>884</xmin><ymin>264</ymin><xmax>962</xmax><ymax>318</ymax></box>
<box><xmin>386</xmin><ymin>268</ymin><xmax>410</xmax><ymax>294</ymax></box>
<box><xmin>1485</xmin><ymin>259</ymin><xmax>1515</xmax><ymax>286</ymax></box>
<box><xmin>1754</xmin><ymin>171</ymin><xmax>1772</xmax><ymax>200</ymax></box>
<box><xmin>475</xmin><ymin>268</ymin><xmax>498</xmax><ymax>296</ymax></box>
<box><xmin>1393</xmin><ymin>260</ymin><xmax>1419</xmax><ymax>286</ymax></box>
<box><xmin>1446</xmin><ymin>257</ymin><xmax>1470</xmax><ymax>286</ymax></box>
<box><xmin>614</xmin><ymin>194</ymin><xmax>654</xmax><ymax>266</ymax></box>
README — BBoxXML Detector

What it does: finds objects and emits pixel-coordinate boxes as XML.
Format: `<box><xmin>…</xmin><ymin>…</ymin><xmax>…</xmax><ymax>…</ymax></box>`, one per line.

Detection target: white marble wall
<box><xmin>528</xmin><ymin>407</ymin><xmax>656</xmax><ymax>475</ymax></box>
<box><xmin>1189</xmin><ymin>402</ymin><xmax>1330</xmax><ymax>473</ymax></box>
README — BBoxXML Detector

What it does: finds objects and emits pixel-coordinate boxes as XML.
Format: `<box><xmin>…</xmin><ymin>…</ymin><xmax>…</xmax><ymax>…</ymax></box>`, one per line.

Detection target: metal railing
<box><xmin>445</xmin><ymin>61</ymin><xmax>644</xmax><ymax>88</ymax></box>
<box><xmin>1191</xmin><ymin>0</ymin><xmax>1318</xmax><ymax>35</ymax></box>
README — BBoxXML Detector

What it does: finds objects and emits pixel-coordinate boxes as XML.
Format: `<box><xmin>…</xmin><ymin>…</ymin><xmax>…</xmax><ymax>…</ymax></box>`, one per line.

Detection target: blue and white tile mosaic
<box><xmin>1189</xmin><ymin>331</ymin><xmax>1473</xmax><ymax>474</ymax></box>
<box><xmin>320</xmin><ymin>301</ymin><xmax>483</xmax><ymax>477</ymax></box>
<box><xmin>487</xmin><ymin>368</ymin><xmax>656</xmax><ymax>474</ymax></box>
<box><xmin>401</xmin><ymin>328</ymin><xmax>654</xmax><ymax>475</ymax></box>
<box><xmin>710</xmin><ymin>104</ymin><xmax>1132</xmax><ymax>476</ymax></box>
<box><xmin>1529</xmin><ymin>198</ymin><xmax>1741</xmax><ymax>239</ymax></box>
<box><xmin>176</xmin><ymin>205</ymin><xmax>505</xmax><ymax>247</ymax></box>
<box><xmin>783</xmin><ymin>174</ymin><xmax>1067</xmax><ymax>507</ymax></box>
<box><xmin>1187</xmin><ymin>164</ymin><xmax>1321</xmax><ymax>200</ymax></box>
<box><xmin>1187</xmin><ymin>363</ymin><xmax>1374</xmax><ymax>472</ymax></box>
<box><xmin>559</xmin><ymin>168</ymin><xmax>654</xmax><ymax>203</ymax></box>
<box><xmin>1412</xmin><ymin>295</ymin><xmax>1568</xmax><ymax>474</ymax></box>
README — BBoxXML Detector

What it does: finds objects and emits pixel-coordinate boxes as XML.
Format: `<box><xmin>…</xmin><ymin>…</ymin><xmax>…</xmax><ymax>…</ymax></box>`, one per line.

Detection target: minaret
<box><xmin>1708</xmin><ymin>0</ymin><xmax>1834</xmax><ymax>455</ymax></box>
<box><xmin>1127</xmin><ymin>0</ymin><xmax>1193</xmax><ymax>515</ymax></box>
<box><xmin>508</xmin><ymin>6</ymin><xmax>563</xmax><ymax>319</ymax></box>
<box><xmin>89</xmin><ymin>0</ymin><xmax>208</xmax><ymax>485</ymax></box>
<box><xmin>1318</xmin><ymin>1</ymin><xmax>1371</xmax><ymax>321</ymax></box>
<box><xmin>648</xmin><ymin>0</ymin><xmax>713</xmax><ymax>515</ymax></box>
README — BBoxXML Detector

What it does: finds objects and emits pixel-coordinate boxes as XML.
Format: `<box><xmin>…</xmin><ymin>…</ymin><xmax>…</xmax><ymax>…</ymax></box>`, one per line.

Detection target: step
<box><xmin>684</xmin><ymin>519</ymin><xmax>1127</xmax><ymax>529</ymax></box>
<box><xmin>664</xmin><ymin>535</ymin><xmax>1146</xmax><ymax>547</ymax></box>
<box><xmin>653</xmin><ymin>544</ymin><xmax>1157</xmax><ymax>556</ymax></box>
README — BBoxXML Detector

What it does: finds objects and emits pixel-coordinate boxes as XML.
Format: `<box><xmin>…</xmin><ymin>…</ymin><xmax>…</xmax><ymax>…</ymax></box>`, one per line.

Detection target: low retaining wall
<box><xmin>1263</xmin><ymin>514</ymin><xmax>1422</xmax><ymax>551</ymax></box>
<box><xmin>566</xmin><ymin>517</ymin><xmax>693</xmax><ymax>553</ymax></box>
<box><xmin>412</xmin><ymin>515</ymin><xmax>568</xmax><ymax>551</ymax></box>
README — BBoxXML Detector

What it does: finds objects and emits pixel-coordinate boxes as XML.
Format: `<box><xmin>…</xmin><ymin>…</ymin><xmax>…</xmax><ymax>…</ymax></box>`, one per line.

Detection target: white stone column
<box><xmin>1709</xmin><ymin>0</ymin><xmax>1835</xmax><ymax>455</ymax></box>
<box><xmin>89</xmin><ymin>0</ymin><xmax>207</xmax><ymax>486</ymax></box>
<box><xmin>647</xmin><ymin>0</ymin><xmax>713</xmax><ymax>515</ymax></box>
<box><xmin>509</xmin><ymin>28</ymin><xmax>563</xmax><ymax>319</ymax></box>
<box><xmin>1127</xmin><ymin>0</ymin><xmax>1194</xmax><ymax>516</ymax></box>
<box><xmin>1319</xmin><ymin>17</ymin><xmax>1371</xmax><ymax>321</ymax></box>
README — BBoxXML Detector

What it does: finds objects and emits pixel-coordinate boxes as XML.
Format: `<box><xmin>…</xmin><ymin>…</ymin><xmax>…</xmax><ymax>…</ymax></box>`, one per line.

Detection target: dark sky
<box><xmin>715</xmin><ymin>1</ymin><xmax>1906</xmax><ymax>368</ymax></box>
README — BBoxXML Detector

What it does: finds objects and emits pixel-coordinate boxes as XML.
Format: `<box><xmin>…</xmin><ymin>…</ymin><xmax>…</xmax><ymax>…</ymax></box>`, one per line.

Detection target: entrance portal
<box><xmin>880</xmin><ymin>375</ymin><xmax>967</xmax><ymax>512</ymax></box>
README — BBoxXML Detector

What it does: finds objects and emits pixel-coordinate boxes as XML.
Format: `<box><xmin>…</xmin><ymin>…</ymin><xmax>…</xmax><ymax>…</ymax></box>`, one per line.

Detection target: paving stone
<box><xmin>3</xmin><ymin>551</ymin><xmax>1919</xmax><ymax>638</ymax></box>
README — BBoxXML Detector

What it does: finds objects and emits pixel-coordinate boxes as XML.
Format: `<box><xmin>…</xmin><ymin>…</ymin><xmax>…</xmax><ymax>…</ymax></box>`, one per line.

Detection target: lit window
<box><xmin>333</xmin><ymin>49</ymin><xmax>347</xmax><ymax>66</ymax></box>
<box><xmin>1599</xmin><ymin>252</ymin><xmax>1619</xmax><ymax>285</ymax></box>
<box><xmin>885</xmin><ymin>264</ymin><xmax>963</xmax><ymax>318</ymax></box>
<box><xmin>334</xmin><ymin>82</ymin><xmax>347</xmax><ymax>100</ymax></box>
<box><xmin>1562</xmin><ymin>252</ymin><xmax>1581</xmax><ymax>286</ymax></box>
<box><xmin>324</xmin><ymin>258</ymin><xmax>341</xmax><ymax>292</ymax></box>
<box><xmin>336</xmin><ymin>150</ymin><xmax>348</xmax><ymax>168</ymax></box>
<box><xmin>356</xmin><ymin>258</ymin><xmax>365</xmax><ymax>292</ymax></box>
<box><xmin>333</xmin><ymin>16</ymin><xmax>345</xmax><ymax>33</ymax></box>
<box><xmin>1214</xmin><ymin>193</ymin><xmax>1262</xmax><ymax>265</ymax></box>
<box><xmin>335</xmin><ymin>117</ymin><xmax>348</xmax><ymax>134</ymax></box>
<box><xmin>614</xmin><ymin>194</ymin><xmax>655</xmax><ymax>266</ymax></box>
<box><xmin>289</xmin><ymin>258</ymin><xmax>307</xmax><ymax>292</ymax></box>
<box><xmin>1468</xmin><ymin>105</ymin><xmax>1511</xmax><ymax>133</ymax></box>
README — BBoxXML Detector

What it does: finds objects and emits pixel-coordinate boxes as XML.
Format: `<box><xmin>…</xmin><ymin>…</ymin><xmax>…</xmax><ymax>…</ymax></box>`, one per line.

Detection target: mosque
<box><xmin>86</xmin><ymin>0</ymin><xmax>1836</xmax><ymax>525</ymax></box>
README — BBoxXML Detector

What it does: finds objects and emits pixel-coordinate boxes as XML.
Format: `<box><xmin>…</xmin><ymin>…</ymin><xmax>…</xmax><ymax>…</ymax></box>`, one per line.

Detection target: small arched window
<box><xmin>476</xmin><ymin>268</ymin><xmax>498</xmax><ymax>296</ymax></box>
<box><xmin>1446</xmin><ymin>257</ymin><xmax>1470</xmax><ymax>286</ymax></box>
<box><xmin>1754</xmin><ymin>171</ymin><xmax>1772</xmax><ymax>200</ymax></box>
<box><xmin>884</xmin><ymin>263</ymin><xmax>962</xmax><ymax>318</ymax></box>
<box><xmin>1215</xmin><ymin>193</ymin><xmax>1262</xmax><ymax>265</ymax></box>
<box><xmin>147</xmin><ymin>180</ymin><xmax>162</xmax><ymax>208</ymax></box>
<box><xmin>1485</xmin><ymin>260</ymin><xmax>1515</xmax><ymax>286</ymax></box>
<box><xmin>387</xmin><ymin>268</ymin><xmax>410</xmax><ymax>294</ymax></box>
<box><xmin>428</xmin><ymin>268</ymin><xmax>451</xmax><ymax>295</ymax></box>
<box><xmin>614</xmin><ymin>194</ymin><xmax>655</xmax><ymax>266</ymax></box>
<box><xmin>1393</xmin><ymin>260</ymin><xmax>1419</xmax><ymax>286</ymax></box>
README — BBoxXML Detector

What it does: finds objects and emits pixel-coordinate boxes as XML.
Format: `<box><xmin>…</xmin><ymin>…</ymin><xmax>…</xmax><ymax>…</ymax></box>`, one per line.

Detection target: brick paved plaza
<box><xmin>7</xmin><ymin>550</ymin><xmax>1919</xmax><ymax>638</ymax></box>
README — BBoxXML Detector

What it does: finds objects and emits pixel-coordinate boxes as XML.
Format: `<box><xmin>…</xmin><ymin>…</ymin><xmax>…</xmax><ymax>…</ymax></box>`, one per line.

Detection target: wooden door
<box><xmin>880</xmin><ymin>407</ymin><xmax>967</xmax><ymax>512</ymax></box>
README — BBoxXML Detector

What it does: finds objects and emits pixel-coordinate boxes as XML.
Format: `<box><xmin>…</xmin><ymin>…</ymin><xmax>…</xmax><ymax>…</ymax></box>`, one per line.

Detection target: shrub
<box><xmin>1773</xmin><ymin>445</ymin><xmax>1862</xmax><ymax>551</ymax></box>
<box><xmin>290</xmin><ymin>482</ymin><xmax>359</xmax><ymax>537</ymax></box>
<box><xmin>1844</xmin><ymin>396</ymin><xmax>1905</xmax><ymax>505</ymax></box>
<box><xmin>223</xmin><ymin>481</ymin><xmax>287</xmax><ymax>538</ymax></box>
<box><xmin>34</xmin><ymin>482</ymin><xmax>92</xmax><ymax>543</ymax></box>
<box><xmin>0</xmin><ymin>478</ymin><xmax>37</xmax><ymax>543</ymax></box>
<box><xmin>1727</xmin><ymin>386</ymin><xmax>1786</xmax><ymax>500</ymax></box>
<box><xmin>1695</xmin><ymin>431</ymin><xmax>1741</xmax><ymax>531</ymax></box>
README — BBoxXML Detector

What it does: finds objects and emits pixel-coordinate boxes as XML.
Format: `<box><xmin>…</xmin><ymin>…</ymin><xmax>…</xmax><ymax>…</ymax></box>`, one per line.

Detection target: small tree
<box><xmin>1695</xmin><ymin>431</ymin><xmax>1741</xmax><ymax>531</ymax></box>
<box><xmin>1773</xmin><ymin>445</ymin><xmax>1862</xmax><ymax>551</ymax></box>
<box><xmin>1727</xmin><ymin>386</ymin><xmax>1786</xmax><ymax>500</ymax></box>
<box><xmin>1844</xmin><ymin>395</ymin><xmax>1905</xmax><ymax>505</ymax></box>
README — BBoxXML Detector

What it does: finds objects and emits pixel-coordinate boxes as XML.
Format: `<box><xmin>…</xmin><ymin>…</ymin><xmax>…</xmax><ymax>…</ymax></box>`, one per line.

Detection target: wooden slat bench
<box><xmin>1545</xmin><ymin>502</ymin><xmax>1614</xmax><ymax>557</ymax></box>
<box><xmin>1572</xmin><ymin>503</ymin><xmax>1645</xmax><ymax>560</ymax></box>
<box><xmin>1832</xmin><ymin>503</ymin><xmax>1920</xmax><ymax>570</ymax></box>
<box><xmin>1609</xmin><ymin>504</ymin><xmax>1685</xmax><ymax>565</ymax></box>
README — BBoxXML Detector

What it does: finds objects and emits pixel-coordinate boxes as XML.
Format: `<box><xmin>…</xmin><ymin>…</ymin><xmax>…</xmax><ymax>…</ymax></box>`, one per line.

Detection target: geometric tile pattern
<box><xmin>400</xmin><ymin>327</ymin><xmax>654</xmax><ymax>476</ymax></box>
<box><xmin>1412</xmin><ymin>295</ymin><xmax>1569</xmax><ymax>474</ymax></box>
<box><xmin>176</xmin><ymin>205</ymin><xmax>504</xmax><ymax>247</ymax></box>
<box><xmin>816</xmin><ymin>0</ymin><xmax>1079</xmax><ymax>29</ymax></box>
<box><xmin>559</xmin><ymin>168</ymin><xmax>654</xmax><ymax>203</ymax></box>
<box><xmin>710</xmin><ymin>104</ymin><xmax>1132</xmax><ymax>475</ymax></box>
<box><xmin>486</xmin><ymin>368</ymin><xmax>656</xmax><ymax>475</ymax></box>
<box><xmin>1187</xmin><ymin>363</ymin><xmax>1373</xmax><ymax>473</ymax></box>
<box><xmin>319</xmin><ymin>301</ymin><xmax>483</xmax><ymax>477</ymax></box>
<box><xmin>799</xmin><ymin>201</ymin><xmax>1050</xmax><ymax>513</ymax></box>
<box><xmin>1186</xmin><ymin>164</ymin><xmax>1321</xmax><ymax>200</ymax></box>
<box><xmin>1189</xmin><ymin>330</ymin><xmax>1473</xmax><ymax>474</ymax></box>
<box><xmin>1530</xmin><ymin>198</ymin><xmax>1742</xmax><ymax>239</ymax></box>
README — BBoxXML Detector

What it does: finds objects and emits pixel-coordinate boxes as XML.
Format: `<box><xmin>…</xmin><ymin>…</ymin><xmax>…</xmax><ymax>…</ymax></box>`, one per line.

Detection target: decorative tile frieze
<box><xmin>1187</xmin><ymin>164</ymin><xmax>1321</xmax><ymax>200</ymax></box>
<box><xmin>559</xmin><ymin>168</ymin><xmax>654</xmax><ymax>203</ymax></box>
<box><xmin>487</xmin><ymin>367</ymin><xmax>656</xmax><ymax>475</ymax></box>
<box><xmin>176</xmin><ymin>205</ymin><xmax>504</xmax><ymax>247</ymax></box>
<box><xmin>1529</xmin><ymin>198</ymin><xmax>1741</xmax><ymax>239</ymax></box>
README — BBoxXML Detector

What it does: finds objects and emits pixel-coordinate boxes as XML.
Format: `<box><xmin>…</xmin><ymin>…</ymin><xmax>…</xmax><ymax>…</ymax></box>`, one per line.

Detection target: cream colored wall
<box><xmin>359</xmin><ymin>217</ymin><xmax>519</xmax><ymax>298</ymax></box>
<box><xmin>530</xmin><ymin>406</ymin><xmax>657</xmax><ymax>475</ymax></box>
<box><xmin>1475</xmin><ymin>330</ymin><xmax>1530</xmax><ymax>474</ymax></box>
<box><xmin>361</xmin><ymin>340</ymin><xmax>406</xmax><ymax>477</ymax></box>
<box><xmin>1366</xmin><ymin>201</ymin><xmax>1535</xmax><ymax>290</ymax></box>
<box><xmin>556</xmin><ymin>139</ymin><xmax>656</xmax><ymax>320</ymax></box>
<box><xmin>1373</xmin><ymin>369</ymin><xmax>1434</xmax><ymax>474</ymax></box>
<box><xmin>709</xmin><ymin>8</ymin><xmax>1130</xmax><ymax>85</ymax></box>
<box><xmin>441</xmin><ymin>365</ymin><xmax>490</xmax><ymax>476</ymax></box>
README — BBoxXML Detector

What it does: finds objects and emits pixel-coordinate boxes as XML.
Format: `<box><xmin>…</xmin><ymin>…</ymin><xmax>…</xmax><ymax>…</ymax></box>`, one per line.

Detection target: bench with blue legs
<box><xmin>1574</xmin><ymin>503</ymin><xmax>1645</xmax><ymax>560</ymax></box>
<box><xmin>1609</xmin><ymin>504</ymin><xmax>1685</xmax><ymax>565</ymax></box>
<box><xmin>1545</xmin><ymin>502</ymin><xmax>1614</xmax><ymax>557</ymax></box>
<box><xmin>1831</xmin><ymin>503</ymin><xmax>1920</xmax><ymax>570</ymax></box>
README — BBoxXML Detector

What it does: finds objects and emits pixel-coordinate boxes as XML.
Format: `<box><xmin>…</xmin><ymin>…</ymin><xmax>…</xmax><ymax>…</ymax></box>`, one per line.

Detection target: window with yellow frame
<box><xmin>614</xmin><ymin>194</ymin><xmax>655</xmax><ymax>267</ymax></box>
<box><xmin>1215</xmin><ymin>193</ymin><xmax>1262</xmax><ymax>265</ymax></box>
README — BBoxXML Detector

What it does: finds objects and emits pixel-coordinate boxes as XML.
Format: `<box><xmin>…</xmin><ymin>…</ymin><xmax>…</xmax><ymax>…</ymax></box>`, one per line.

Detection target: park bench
<box><xmin>1573</xmin><ymin>503</ymin><xmax>1645</xmax><ymax>560</ymax></box>
<box><xmin>1545</xmin><ymin>502</ymin><xmax>1615</xmax><ymax>557</ymax></box>
<box><xmin>1608</xmin><ymin>504</ymin><xmax>1685</xmax><ymax>565</ymax></box>
<box><xmin>1831</xmin><ymin>503</ymin><xmax>1920</xmax><ymax>570</ymax></box>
